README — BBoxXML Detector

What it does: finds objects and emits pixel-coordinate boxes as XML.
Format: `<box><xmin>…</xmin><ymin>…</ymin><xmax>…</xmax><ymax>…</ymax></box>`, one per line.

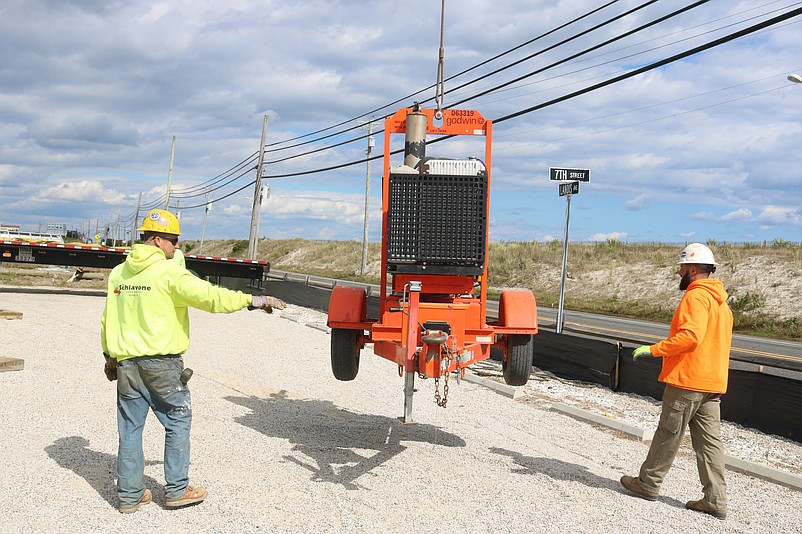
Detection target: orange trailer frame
<box><xmin>327</xmin><ymin>107</ymin><xmax>537</xmax><ymax>422</ymax></box>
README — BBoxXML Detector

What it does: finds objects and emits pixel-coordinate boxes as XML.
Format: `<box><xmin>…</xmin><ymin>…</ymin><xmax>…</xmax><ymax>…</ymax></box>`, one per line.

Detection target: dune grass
<box><xmin>180</xmin><ymin>238</ymin><xmax>801</xmax><ymax>341</ymax></box>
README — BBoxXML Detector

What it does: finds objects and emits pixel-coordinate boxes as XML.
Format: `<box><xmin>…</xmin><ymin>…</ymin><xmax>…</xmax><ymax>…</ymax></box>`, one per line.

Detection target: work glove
<box><xmin>103</xmin><ymin>353</ymin><xmax>117</xmax><ymax>381</ymax></box>
<box><xmin>249</xmin><ymin>295</ymin><xmax>287</xmax><ymax>314</ymax></box>
<box><xmin>632</xmin><ymin>345</ymin><xmax>652</xmax><ymax>361</ymax></box>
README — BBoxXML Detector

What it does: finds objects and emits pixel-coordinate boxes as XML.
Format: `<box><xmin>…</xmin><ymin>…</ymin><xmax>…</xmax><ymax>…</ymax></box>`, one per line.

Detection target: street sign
<box><xmin>559</xmin><ymin>181</ymin><xmax>579</xmax><ymax>196</ymax></box>
<box><xmin>549</xmin><ymin>167</ymin><xmax>590</xmax><ymax>182</ymax></box>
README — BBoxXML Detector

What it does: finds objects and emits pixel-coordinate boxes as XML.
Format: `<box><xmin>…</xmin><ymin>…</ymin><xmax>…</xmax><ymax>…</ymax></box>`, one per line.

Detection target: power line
<box><xmin>172</xmin><ymin>3</ymin><xmax>802</xmax><ymax>210</ymax></box>
<box><xmin>249</xmin><ymin>1</ymin><xmax>707</xmax><ymax>175</ymax></box>
<box><xmin>261</xmin><ymin>0</ymin><xmax>627</xmax><ymax>151</ymax></box>
<box><xmin>170</xmin><ymin>1</ymin><xmax>704</xmax><ymax>203</ymax></box>
<box><xmin>494</xmin><ymin>6</ymin><xmax>802</xmax><ymax>124</ymax></box>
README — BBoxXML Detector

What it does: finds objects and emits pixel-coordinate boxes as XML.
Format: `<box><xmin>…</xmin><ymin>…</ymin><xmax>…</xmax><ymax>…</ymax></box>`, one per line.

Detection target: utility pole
<box><xmin>115</xmin><ymin>208</ymin><xmax>121</xmax><ymax>246</ymax></box>
<box><xmin>165</xmin><ymin>135</ymin><xmax>176</xmax><ymax>209</ymax></box>
<box><xmin>359</xmin><ymin>120</ymin><xmax>375</xmax><ymax>275</ymax></box>
<box><xmin>132</xmin><ymin>192</ymin><xmax>142</xmax><ymax>245</ymax></box>
<box><xmin>255</xmin><ymin>183</ymin><xmax>269</xmax><ymax>243</ymax></box>
<box><xmin>247</xmin><ymin>115</ymin><xmax>269</xmax><ymax>260</ymax></box>
<box><xmin>200</xmin><ymin>193</ymin><xmax>211</xmax><ymax>254</ymax></box>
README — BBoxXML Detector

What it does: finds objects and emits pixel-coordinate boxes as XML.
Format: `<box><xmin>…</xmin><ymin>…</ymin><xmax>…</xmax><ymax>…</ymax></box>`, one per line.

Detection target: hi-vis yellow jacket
<box><xmin>101</xmin><ymin>244</ymin><xmax>252</xmax><ymax>361</ymax></box>
<box><xmin>650</xmin><ymin>278</ymin><xmax>733</xmax><ymax>394</ymax></box>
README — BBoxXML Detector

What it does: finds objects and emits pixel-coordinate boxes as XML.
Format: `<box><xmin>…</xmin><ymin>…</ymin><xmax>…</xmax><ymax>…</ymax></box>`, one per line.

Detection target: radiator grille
<box><xmin>387</xmin><ymin>169</ymin><xmax>487</xmax><ymax>275</ymax></box>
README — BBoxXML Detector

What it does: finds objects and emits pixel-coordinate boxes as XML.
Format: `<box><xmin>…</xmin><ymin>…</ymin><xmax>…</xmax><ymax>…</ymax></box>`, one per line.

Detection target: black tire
<box><xmin>503</xmin><ymin>334</ymin><xmax>533</xmax><ymax>386</ymax></box>
<box><xmin>331</xmin><ymin>328</ymin><xmax>360</xmax><ymax>381</ymax></box>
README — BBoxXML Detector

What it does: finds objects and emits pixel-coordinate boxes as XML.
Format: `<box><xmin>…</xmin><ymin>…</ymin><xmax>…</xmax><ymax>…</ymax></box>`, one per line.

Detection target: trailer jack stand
<box><xmin>401</xmin><ymin>370</ymin><xmax>417</xmax><ymax>425</ymax></box>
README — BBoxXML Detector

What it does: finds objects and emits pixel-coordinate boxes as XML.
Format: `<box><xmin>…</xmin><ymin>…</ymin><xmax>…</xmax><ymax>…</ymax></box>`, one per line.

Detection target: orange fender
<box><xmin>498</xmin><ymin>290</ymin><xmax>537</xmax><ymax>329</ymax></box>
<box><xmin>327</xmin><ymin>285</ymin><xmax>367</xmax><ymax>326</ymax></box>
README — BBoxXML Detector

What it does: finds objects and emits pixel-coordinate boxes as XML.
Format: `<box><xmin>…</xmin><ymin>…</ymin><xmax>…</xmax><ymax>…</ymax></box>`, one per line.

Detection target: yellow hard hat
<box><xmin>137</xmin><ymin>209</ymin><xmax>181</xmax><ymax>236</ymax></box>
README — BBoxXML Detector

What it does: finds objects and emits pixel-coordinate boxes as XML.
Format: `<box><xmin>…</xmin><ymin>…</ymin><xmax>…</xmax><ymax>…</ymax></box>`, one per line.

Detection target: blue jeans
<box><xmin>116</xmin><ymin>356</ymin><xmax>192</xmax><ymax>506</ymax></box>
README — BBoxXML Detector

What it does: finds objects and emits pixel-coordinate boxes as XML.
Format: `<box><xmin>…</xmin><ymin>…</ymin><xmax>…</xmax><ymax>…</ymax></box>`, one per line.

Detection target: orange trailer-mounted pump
<box><xmin>327</xmin><ymin>106</ymin><xmax>538</xmax><ymax>423</ymax></box>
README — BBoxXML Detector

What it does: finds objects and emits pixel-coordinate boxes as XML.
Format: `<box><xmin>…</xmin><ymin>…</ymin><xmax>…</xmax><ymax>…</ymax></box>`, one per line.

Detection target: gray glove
<box><xmin>249</xmin><ymin>295</ymin><xmax>287</xmax><ymax>314</ymax></box>
<box><xmin>103</xmin><ymin>353</ymin><xmax>117</xmax><ymax>381</ymax></box>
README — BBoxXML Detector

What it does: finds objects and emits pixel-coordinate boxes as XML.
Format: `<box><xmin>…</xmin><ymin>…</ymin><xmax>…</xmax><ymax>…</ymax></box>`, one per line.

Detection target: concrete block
<box><xmin>550</xmin><ymin>402</ymin><xmax>654</xmax><ymax>442</ymax></box>
<box><xmin>462</xmin><ymin>372</ymin><xmax>522</xmax><ymax>399</ymax></box>
<box><xmin>1</xmin><ymin>309</ymin><xmax>23</xmax><ymax>320</ymax></box>
<box><xmin>725</xmin><ymin>455</ymin><xmax>802</xmax><ymax>492</ymax></box>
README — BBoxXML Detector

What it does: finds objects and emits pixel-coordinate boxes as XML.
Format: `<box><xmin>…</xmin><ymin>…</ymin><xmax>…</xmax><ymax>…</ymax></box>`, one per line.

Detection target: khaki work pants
<box><xmin>638</xmin><ymin>384</ymin><xmax>727</xmax><ymax>510</ymax></box>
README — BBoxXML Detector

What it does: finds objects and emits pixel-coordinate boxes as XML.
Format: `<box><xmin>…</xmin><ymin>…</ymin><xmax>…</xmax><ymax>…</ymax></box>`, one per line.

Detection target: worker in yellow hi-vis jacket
<box><xmin>101</xmin><ymin>209</ymin><xmax>285</xmax><ymax>514</ymax></box>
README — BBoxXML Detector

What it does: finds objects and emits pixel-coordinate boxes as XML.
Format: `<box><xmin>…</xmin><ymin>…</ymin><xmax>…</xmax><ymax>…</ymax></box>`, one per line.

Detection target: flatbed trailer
<box><xmin>0</xmin><ymin>240</ymin><xmax>269</xmax><ymax>285</ymax></box>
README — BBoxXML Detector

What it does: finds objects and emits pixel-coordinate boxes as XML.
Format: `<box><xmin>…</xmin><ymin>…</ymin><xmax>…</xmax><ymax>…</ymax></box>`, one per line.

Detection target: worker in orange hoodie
<box><xmin>620</xmin><ymin>243</ymin><xmax>733</xmax><ymax>520</ymax></box>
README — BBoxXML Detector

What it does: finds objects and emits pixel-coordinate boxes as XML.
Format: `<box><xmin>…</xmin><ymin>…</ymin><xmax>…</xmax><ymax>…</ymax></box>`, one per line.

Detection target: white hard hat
<box><xmin>678</xmin><ymin>243</ymin><xmax>719</xmax><ymax>266</ymax></box>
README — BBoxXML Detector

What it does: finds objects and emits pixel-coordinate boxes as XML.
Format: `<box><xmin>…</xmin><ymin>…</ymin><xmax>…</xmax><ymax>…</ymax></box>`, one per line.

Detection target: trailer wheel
<box><xmin>331</xmin><ymin>328</ymin><xmax>360</xmax><ymax>381</ymax></box>
<box><xmin>503</xmin><ymin>334</ymin><xmax>533</xmax><ymax>386</ymax></box>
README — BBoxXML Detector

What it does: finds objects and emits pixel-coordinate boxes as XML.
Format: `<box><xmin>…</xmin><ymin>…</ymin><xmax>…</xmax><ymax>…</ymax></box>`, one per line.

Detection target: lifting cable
<box><xmin>260</xmin><ymin>0</ymin><xmax>622</xmax><ymax>153</ymax></box>
<box><xmin>434</xmin><ymin>0</ymin><xmax>446</xmax><ymax>120</ymax></box>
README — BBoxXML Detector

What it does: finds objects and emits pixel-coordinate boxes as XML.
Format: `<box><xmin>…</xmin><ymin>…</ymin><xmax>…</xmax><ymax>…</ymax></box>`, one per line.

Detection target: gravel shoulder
<box><xmin>1</xmin><ymin>288</ymin><xmax>800</xmax><ymax>533</ymax></box>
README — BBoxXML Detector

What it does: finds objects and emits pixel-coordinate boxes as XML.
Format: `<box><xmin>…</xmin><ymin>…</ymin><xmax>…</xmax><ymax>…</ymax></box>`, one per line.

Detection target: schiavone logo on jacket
<box><xmin>114</xmin><ymin>284</ymin><xmax>152</xmax><ymax>295</ymax></box>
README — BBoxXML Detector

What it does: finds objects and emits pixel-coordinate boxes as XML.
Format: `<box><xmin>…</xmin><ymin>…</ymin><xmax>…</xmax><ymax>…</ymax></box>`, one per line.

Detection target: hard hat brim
<box><xmin>136</xmin><ymin>226</ymin><xmax>180</xmax><ymax>236</ymax></box>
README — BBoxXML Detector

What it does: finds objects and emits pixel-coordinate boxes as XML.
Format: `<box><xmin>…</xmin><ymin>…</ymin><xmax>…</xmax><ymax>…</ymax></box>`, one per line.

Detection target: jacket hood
<box><xmin>125</xmin><ymin>243</ymin><xmax>166</xmax><ymax>274</ymax></box>
<box><xmin>688</xmin><ymin>277</ymin><xmax>728</xmax><ymax>304</ymax></box>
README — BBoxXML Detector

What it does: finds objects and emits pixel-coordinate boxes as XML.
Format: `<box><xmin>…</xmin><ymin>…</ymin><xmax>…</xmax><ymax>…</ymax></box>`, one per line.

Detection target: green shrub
<box><xmin>771</xmin><ymin>238</ymin><xmax>798</xmax><ymax>249</ymax></box>
<box><xmin>729</xmin><ymin>291</ymin><xmax>765</xmax><ymax>314</ymax></box>
<box><xmin>229</xmin><ymin>239</ymin><xmax>248</xmax><ymax>257</ymax></box>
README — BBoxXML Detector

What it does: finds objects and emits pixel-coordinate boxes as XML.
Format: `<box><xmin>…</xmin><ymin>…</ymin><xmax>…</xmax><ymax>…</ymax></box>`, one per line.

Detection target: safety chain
<box><xmin>433</xmin><ymin>345</ymin><xmax>453</xmax><ymax>408</ymax></box>
<box><xmin>434</xmin><ymin>373</ymin><xmax>450</xmax><ymax>408</ymax></box>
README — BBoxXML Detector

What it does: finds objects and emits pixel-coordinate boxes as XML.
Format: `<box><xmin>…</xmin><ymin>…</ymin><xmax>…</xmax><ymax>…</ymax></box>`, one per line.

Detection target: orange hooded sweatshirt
<box><xmin>650</xmin><ymin>277</ymin><xmax>733</xmax><ymax>394</ymax></box>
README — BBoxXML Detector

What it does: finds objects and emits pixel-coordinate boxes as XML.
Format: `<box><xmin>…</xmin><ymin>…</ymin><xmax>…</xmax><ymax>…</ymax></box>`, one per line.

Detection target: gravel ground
<box><xmin>1</xmin><ymin>287</ymin><xmax>801</xmax><ymax>533</ymax></box>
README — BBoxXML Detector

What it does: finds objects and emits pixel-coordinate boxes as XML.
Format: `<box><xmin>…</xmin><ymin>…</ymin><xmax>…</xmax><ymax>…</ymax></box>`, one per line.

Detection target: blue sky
<box><xmin>1</xmin><ymin>1</ymin><xmax>801</xmax><ymax>244</ymax></box>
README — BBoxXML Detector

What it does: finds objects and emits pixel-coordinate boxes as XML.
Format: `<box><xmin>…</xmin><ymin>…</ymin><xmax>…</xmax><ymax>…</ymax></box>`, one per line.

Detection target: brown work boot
<box><xmin>165</xmin><ymin>485</ymin><xmax>207</xmax><ymax>508</ymax></box>
<box><xmin>686</xmin><ymin>499</ymin><xmax>727</xmax><ymax>520</ymax></box>
<box><xmin>119</xmin><ymin>488</ymin><xmax>152</xmax><ymax>514</ymax></box>
<box><xmin>620</xmin><ymin>475</ymin><xmax>659</xmax><ymax>501</ymax></box>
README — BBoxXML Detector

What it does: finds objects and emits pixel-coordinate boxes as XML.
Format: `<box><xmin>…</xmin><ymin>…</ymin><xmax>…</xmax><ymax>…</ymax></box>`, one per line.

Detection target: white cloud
<box><xmin>267</xmin><ymin>193</ymin><xmax>364</xmax><ymax>224</ymax></box>
<box><xmin>621</xmin><ymin>153</ymin><xmax>668</xmax><ymax>169</ymax></box>
<box><xmin>720</xmin><ymin>208</ymin><xmax>752</xmax><ymax>222</ymax></box>
<box><xmin>33</xmin><ymin>180</ymin><xmax>126</xmax><ymax>204</ymax></box>
<box><xmin>624</xmin><ymin>194</ymin><xmax>651</xmax><ymax>211</ymax></box>
<box><xmin>757</xmin><ymin>206</ymin><xmax>802</xmax><ymax>226</ymax></box>
<box><xmin>586</xmin><ymin>232</ymin><xmax>628</xmax><ymax>242</ymax></box>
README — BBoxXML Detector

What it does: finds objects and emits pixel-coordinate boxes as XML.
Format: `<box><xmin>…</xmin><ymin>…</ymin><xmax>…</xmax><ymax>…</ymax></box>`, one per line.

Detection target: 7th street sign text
<box><xmin>549</xmin><ymin>167</ymin><xmax>590</xmax><ymax>182</ymax></box>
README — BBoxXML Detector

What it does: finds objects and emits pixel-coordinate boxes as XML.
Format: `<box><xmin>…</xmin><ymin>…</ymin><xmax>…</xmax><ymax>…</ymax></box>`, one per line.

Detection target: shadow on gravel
<box><xmin>489</xmin><ymin>447</ymin><xmax>686</xmax><ymax>509</ymax></box>
<box><xmin>45</xmin><ymin>436</ymin><xmax>161</xmax><ymax>509</ymax></box>
<box><xmin>226</xmin><ymin>392</ymin><xmax>466</xmax><ymax>490</ymax></box>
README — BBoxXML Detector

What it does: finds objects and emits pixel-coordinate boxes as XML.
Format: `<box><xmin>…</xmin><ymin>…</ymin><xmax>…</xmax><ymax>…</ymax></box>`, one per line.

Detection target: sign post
<box><xmin>550</xmin><ymin>167</ymin><xmax>590</xmax><ymax>334</ymax></box>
